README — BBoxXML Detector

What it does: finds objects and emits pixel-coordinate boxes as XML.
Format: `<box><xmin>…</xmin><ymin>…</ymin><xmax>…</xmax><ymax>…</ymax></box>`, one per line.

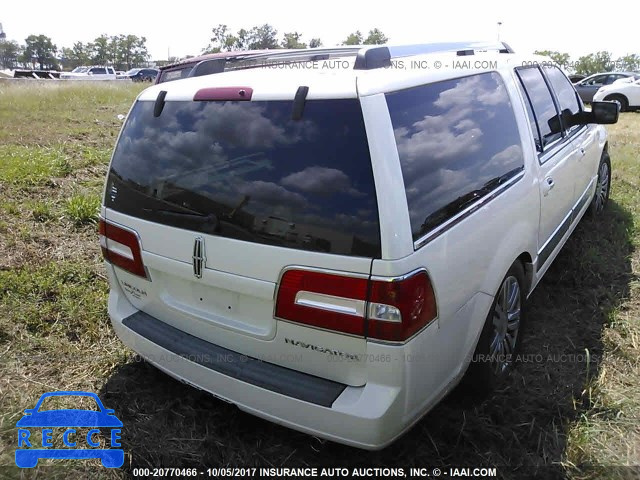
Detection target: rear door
<box><xmin>104</xmin><ymin>91</ymin><xmax>381</xmax><ymax>386</ymax></box>
<box><xmin>515</xmin><ymin>66</ymin><xmax>578</xmax><ymax>269</ymax></box>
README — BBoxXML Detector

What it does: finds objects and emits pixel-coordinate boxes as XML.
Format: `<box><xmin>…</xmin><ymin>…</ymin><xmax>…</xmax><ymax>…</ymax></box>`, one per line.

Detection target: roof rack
<box><xmin>188</xmin><ymin>41</ymin><xmax>515</xmax><ymax>78</ymax></box>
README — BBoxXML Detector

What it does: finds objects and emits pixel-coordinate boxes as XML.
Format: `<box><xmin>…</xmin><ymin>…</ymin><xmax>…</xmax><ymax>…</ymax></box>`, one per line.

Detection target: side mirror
<box><xmin>572</xmin><ymin>102</ymin><xmax>619</xmax><ymax>125</ymax></box>
<box><xmin>591</xmin><ymin>101</ymin><xmax>620</xmax><ymax>124</ymax></box>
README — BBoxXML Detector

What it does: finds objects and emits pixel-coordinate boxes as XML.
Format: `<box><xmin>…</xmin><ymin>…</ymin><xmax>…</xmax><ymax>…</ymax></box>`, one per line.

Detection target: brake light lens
<box><xmin>98</xmin><ymin>218</ymin><xmax>148</xmax><ymax>279</ymax></box>
<box><xmin>275</xmin><ymin>268</ymin><xmax>436</xmax><ymax>342</ymax></box>
<box><xmin>275</xmin><ymin>270</ymin><xmax>368</xmax><ymax>336</ymax></box>
<box><xmin>368</xmin><ymin>272</ymin><xmax>437</xmax><ymax>342</ymax></box>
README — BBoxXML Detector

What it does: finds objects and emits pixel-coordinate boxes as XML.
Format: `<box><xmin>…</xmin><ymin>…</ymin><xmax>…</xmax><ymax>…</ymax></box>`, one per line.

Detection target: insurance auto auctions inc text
<box><xmin>191</xmin><ymin>467</ymin><xmax>498</xmax><ymax>478</ymax></box>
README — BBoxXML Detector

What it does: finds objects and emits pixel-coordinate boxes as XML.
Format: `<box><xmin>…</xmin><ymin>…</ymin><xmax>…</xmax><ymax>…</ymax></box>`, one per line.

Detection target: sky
<box><xmin>1</xmin><ymin>0</ymin><xmax>636</xmax><ymax>62</ymax></box>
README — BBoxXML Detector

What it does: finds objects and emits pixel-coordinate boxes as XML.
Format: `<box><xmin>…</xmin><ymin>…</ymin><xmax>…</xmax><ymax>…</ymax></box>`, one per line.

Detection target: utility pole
<box><xmin>0</xmin><ymin>23</ymin><xmax>6</xmax><ymax>41</ymax></box>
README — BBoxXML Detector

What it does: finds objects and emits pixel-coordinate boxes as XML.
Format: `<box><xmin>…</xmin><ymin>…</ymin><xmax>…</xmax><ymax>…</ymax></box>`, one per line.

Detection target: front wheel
<box><xmin>460</xmin><ymin>261</ymin><xmax>525</xmax><ymax>396</ymax></box>
<box><xmin>588</xmin><ymin>153</ymin><xmax>611</xmax><ymax>217</ymax></box>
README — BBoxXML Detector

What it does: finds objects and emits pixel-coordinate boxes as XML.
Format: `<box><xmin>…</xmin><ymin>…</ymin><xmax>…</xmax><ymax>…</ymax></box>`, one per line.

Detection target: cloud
<box><xmin>280</xmin><ymin>166</ymin><xmax>365</xmax><ymax>197</ymax></box>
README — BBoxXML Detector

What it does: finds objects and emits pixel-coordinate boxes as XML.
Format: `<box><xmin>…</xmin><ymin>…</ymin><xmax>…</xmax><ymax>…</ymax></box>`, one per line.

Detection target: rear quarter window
<box><xmin>107</xmin><ymin>98</ymin><xmax>381</xmax><ymax>257</ymax></box>
<box><xmin>386</xmin><ymin>72</ymin><xmax>525</xmax><ymax>242</ymax></box>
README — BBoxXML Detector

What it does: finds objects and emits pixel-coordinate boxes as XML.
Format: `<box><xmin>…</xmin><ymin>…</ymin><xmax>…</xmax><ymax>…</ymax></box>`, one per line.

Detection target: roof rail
<box><xmin>354</xmin><ymin>41</ymin><xmax>514</xmax><ymax>70</ymax></box>
<box><xmin>188</xmin><ymin>41</ymin><xmax>515</xmax><ymax>77</ymax></box>
<box><xmin>189</xmin><ymin>48</ymin><xmax>363</xmax><ymax>78</ymax></box>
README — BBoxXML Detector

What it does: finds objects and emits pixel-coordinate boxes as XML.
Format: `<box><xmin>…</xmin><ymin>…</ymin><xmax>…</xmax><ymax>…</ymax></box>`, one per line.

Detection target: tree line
<box><xmin>1</xmin><ymin>26</ymin><xmax>637</xmax><ymax>76</ymax></box>
<box><xmin>201</xmin><ymin>23</ymin><xmax>388</xmax><ymax>52</ymax></box>
<box><xmin>0</xmin><ymin>24</ymin><xmax>388</xmax><ymax>71</ymax></box>
<box><xmin>0</xmin><ymin>34</ymin><xmax>149</xmax><ymax>71</ymax></box>
<box><xmin>535</xmin><ymin>50</ymin><xmax>640</xmax><ymax>75</ymax></box>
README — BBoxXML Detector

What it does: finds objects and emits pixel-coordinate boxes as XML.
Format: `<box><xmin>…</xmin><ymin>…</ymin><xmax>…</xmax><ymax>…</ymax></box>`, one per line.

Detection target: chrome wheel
<box><xmin>594</xmin><ymin>161</ymin><xmax>610</xmax><ymax>213</ymax></box>
<box><xmin>489</xmin><ymin>275</ymin><xmax>521</xmax><ymax>374</ymax></box>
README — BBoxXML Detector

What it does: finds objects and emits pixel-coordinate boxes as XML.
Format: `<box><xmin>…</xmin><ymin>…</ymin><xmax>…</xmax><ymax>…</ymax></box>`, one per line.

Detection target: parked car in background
<box><xmin>120</xmin><ymin>68</ymin><xmax>159</xmax><ymax>82</ymax></box>
<box><xmin>574</xmin><ymin>72</ymin><xmax>639</xmax><ymax>103</ymax></box>
<box><xmin>60</xmin><ymin>66</ymin><xmax>117</xmax><ymax>81</ymax></box>
<box><xmin>101</xmin><ymin>42</ymin><xmax>618</xmax><ymax>449</ymax></box>
<box><xmin>593</xmin><ymin>77</ymin><xmax>640</xmax><ymax>112</ymax></box>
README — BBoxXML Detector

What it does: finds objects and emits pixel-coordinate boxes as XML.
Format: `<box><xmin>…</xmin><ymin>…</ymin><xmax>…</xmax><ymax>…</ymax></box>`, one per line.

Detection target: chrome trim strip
<box><xmin>272</xmin><ymin>265</ymin><xmax>370</xmax><ymax>318</ymax></box>
<box><xmin>413</xmin><ymin>171</ymin><xmax>524</xmax><ymax>250</ymax></box>
<box><xmin>369</xmin><ymin>266</ymin><xmax>428</xmax><ymax>283</ymax></box>
<box><xmin>294</xmin><ymin>291</ymin><xmax>366</xmax><ymax>317</ymax></box>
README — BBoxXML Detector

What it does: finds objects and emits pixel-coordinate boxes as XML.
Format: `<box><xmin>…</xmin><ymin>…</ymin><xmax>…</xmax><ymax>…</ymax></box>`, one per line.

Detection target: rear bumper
<box><xmin>108</xmin><ymin>279</ymin><xmax>408</xmax><ymax>449</ymax></box>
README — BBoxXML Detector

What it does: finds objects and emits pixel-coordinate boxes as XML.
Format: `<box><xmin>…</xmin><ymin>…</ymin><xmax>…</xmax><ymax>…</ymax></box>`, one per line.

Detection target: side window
<box><xmin>516</xmin><ymin>67</ymin><xmax>562</xmax><ymax>151</ymax></box>
<box><xmin>90</xmin><ymin>67</ymin><xmax>105</xmax><ymax>74</ymax></box>
<box><xmin>386</xmin><ymin>72</ymin><xmax>525</xmax><ymax>241</ymax></box>
<box><xmin>543</xmin><ymin>65</ymin><xmax>581</xmax><ymax>117</ymax></box>
<box><xmin>587</xmin><ymin>75</ymin><xmax>607</xmax><ymax>86</ymax></box>
<box><xmin>108</xmin><ymin>67</ymin><xmax>115</xmax><ymax>75</ymax></box>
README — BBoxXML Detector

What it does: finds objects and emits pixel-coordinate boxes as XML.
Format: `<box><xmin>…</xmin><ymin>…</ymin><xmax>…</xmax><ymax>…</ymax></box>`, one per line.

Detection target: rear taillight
<box><xmin>367</xmin><ymin>272</ymin><xmax>437</xmax><ymax>342</ymax></box>
<box><xmin>98</xmin><ymin>218</ymin><xmax>149</xmax><ymax>280</ymax></box>
<box><xmin>275</xmin><ymin>268</ymin><xmax>437</xmax><ymax>343</ymax></box>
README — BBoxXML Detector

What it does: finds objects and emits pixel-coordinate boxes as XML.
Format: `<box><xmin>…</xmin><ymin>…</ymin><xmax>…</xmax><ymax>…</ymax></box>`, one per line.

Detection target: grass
<box><xmin>64</xmin><ymin>193</ymin><xmax>101</xmax><ymax>226</ymax></box>
<box><xmin>0</xmin><ymin>81</ymin><xmax>638</xmax><ymax>479</ymax></box>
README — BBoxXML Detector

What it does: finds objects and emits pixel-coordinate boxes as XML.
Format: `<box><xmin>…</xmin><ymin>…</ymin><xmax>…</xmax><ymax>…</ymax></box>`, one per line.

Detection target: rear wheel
<box><xmin>604</xmin><ymin>94</ymin><xmax>628</xmax><ymax>113</ymax></box>
<box><xmin>461</xmin><ymin>261</ymin><xmax>525</xmax><ymax>396</ymax></box>
<box><xmin>588</xmin><ymin>152</ymin><xmax>611</xmax><ymax>217</ymax></box>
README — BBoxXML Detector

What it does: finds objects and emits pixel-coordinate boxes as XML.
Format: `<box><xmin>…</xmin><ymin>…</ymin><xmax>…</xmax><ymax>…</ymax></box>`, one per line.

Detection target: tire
<box><xmin>587</xmin><ymin>152</ymin><xmax>611</xmax><ymax>217</ymax></box>
<box><xmin>604</xmin><ymin>94</ymin><xmax>628</xmax><ymax>113</ymax></box>
<box><xmin>460</xmin><ymin>261</ymin><xmax>526</xmax><ymax>397</ymax></box>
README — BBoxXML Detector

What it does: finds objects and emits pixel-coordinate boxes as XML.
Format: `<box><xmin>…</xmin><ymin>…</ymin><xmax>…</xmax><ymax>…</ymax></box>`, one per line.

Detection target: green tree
<box><xmin>534</xmin><ymin>50</ymin><xmax>571</xmax><ymax>69</ymax></box>
<box><xmin>92</xmin><ymin>34</ymin><xmax>111</xmax><ymax>65</ymax></box>
<box><xmin>575</xmin><ymin>51</ymin><xmax>614</xmax><ymax>75</ymax></box>
<box><xmin>231</xmin><ymin>29</ymin><xmax>251</xmax><ymax>50</ymax></box>
<box><xmin>281</xmin><ymin>32</ymin><xmax>306</xmax><ymax>49</ymax></box>
<box><xmin>309</xmin><ymin>38</ymin><xmax>322</xmax><ymax>48</ymax></box>
<box><xmin>616</xmin><ymin>54</ymin><xmax>640</xmax><ymax>72</ymax></box>
<box><xmin>342</xmin><ymin>31</ymin><xmax>363</xmax><ymax>45</ymax></box>
<box><xmin>60</xmin><ymin>41</ymin><xmax>92</xmax><ymax>69</ymax></box>
<box><xmin>0</xmin><ymin>40</ymin><xmax>22</xmax><ymax>68</ymax></box>
<box><xmin>363</xmin><ymin>28</ymin><xmax>388</xmax><ymax>45</ymax></box>
<box><xmin>248</xmin><ymin>24</ymin><xmax>279</xmax><ymax>50</ymax></box>
<box><xmin>22</xmin><ymin>34</ymin><xmax>57</xmax><ymax>69</ymax></box>
<box><xmin>203</xmin><ymin>24</ymin><xmax>230</xmax><ymax>53</ymax></box>
<box><xmin>117</xmin><ymin>35</ymin><xmax>149</xmax><ymax>69</ymax></box>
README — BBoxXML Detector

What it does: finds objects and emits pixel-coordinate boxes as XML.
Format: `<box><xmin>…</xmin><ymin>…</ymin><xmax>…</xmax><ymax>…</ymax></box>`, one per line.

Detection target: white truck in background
<box><xmin>60</xmin><ymin>66</ymin><xmax>117</xmax><ymax>80</ymax></box>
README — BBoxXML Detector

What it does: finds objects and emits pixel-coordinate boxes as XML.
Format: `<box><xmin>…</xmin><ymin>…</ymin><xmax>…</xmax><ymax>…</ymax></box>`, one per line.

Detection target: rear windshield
<box><xmin>106</xmin><ymin>99</ymin><xmax>381</xmax><ymax>257</ymax></box>
<box><xmin>156</xmin><ymin>66</ymin><xmax>193</xmax><ymax>84</ymax></box>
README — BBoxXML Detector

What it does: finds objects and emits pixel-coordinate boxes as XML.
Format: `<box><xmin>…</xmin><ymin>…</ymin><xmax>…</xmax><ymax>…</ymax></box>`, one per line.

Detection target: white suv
<box><xmin>99</xmin><ymin>42</ymin><xmax>618</xmax><ymax>449</ymax></box>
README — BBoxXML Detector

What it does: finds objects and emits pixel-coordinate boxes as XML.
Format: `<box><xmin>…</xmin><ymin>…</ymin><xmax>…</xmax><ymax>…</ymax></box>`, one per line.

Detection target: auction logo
<box><xmin>15</xmin><ymin>391</ymin><xmax>123</xmax><ymax>468</ymax></box>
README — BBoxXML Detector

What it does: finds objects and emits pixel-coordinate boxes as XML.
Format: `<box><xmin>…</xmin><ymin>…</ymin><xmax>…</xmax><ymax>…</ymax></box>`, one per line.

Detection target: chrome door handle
<box><xmin>543</xmin><ymin>177</ymin><xmax>555</xmax><ymax>196</ymax></box>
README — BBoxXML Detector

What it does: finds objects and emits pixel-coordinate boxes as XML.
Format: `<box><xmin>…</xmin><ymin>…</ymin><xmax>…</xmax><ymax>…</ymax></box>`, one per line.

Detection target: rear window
<box><xmin>156</xmin><ymin>66</ymin><xmax>193</xmax><ymax>84</ymax></box>
<box><xmin>386</xmin><ymin>72</ymin><xmax>524</xmax><ymax>242</ymax></box>
<box><xmin>106</xmin><ymin>99</ymin><xmax>381</xmax><ymax>257</ymax></box>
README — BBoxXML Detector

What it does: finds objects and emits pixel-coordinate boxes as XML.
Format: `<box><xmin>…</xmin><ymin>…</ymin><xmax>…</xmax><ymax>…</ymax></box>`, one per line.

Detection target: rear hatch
<box><xmin>102</xmin><ymin>85</ymin><xmax>381</xmax><ymax>386</ymax></box>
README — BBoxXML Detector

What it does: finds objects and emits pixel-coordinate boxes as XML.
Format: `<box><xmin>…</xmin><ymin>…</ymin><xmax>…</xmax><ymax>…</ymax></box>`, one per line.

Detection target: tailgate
<box><xmin>103</xmin><ymin>92</ymin><xmax>381</xmax><ymax>387</ymax></box>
